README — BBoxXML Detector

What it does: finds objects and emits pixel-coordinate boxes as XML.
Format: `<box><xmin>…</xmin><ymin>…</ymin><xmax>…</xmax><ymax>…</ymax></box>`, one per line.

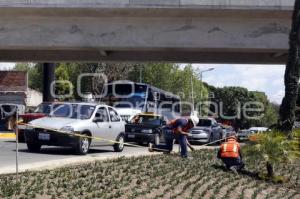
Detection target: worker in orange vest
<box><xmin>217</xmin><ymin>132</ymin><xmax>245</xmax><ymax>172</ymax></box>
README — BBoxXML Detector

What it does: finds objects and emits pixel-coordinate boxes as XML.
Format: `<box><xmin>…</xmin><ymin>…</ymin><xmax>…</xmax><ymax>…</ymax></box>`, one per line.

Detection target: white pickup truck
<box><xmin>24</xmin><ymin>102</ymin><xmax>126</xmax><ymax>155</ymax></box>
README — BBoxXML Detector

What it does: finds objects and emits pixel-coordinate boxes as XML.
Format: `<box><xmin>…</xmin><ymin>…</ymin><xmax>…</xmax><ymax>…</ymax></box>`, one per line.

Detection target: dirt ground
<box><xmin>0</xmin><ymin>149</ymin><xmax>299</xmax><ymax>199</ymax></box>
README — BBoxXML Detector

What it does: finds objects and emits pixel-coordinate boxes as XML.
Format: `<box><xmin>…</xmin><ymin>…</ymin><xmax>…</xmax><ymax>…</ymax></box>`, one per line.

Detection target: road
<box><xmin>0</xmin><ymin>138</ymin><xmax>217</xmax><ymax>174</ymax></box>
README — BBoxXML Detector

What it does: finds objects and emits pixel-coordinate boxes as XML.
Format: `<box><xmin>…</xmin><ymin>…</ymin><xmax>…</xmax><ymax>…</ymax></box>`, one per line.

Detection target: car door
<box><xmin>108</xmin><ymin>107</ymin><xmax>124</xmax><ymax>140</ymax></box>
<box><xmin>90</xmin><ymin>107</ymin><xmax>111</xmax><ymax>146</ymax></box>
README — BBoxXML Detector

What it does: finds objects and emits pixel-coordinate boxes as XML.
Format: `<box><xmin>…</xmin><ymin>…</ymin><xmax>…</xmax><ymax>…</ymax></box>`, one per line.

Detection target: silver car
<box><xmin>187</xmin><ymin>118</ymin><xmax>223</xmax><ymax>144</ymax></box>
<box><xmin>24</xmin><ymin>102</ymin><xmax>126</xmax><ymax>155</ymax></box>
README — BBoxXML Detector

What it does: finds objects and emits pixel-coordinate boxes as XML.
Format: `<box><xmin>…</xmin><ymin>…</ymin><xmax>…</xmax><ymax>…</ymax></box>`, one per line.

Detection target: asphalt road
<box><xmin>0</xmin><ymin>138</ymin><xmax>153</xmax><ymax>174</ymax></box>
<box><xmin>0</xmin><ymin>138</ymin><xmax>215</xmax><ymax>174</ymax></box>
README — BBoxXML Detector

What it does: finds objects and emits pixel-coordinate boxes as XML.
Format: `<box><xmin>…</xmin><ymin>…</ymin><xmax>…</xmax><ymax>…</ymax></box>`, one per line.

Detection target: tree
<box><xmin>128</xmin><ymin>63</ymin><xmax>208</xmax><ymax>114</ymax></box>
<box><xmin>14</xmin><ymin>63</ymin><xmax>43</xmax><ymax>92</ymax></box>
<box><xmin>54</xmin><ymin>65</ymin><xmax>73</xmax><ymax>100</ymax></box>
<box><xmin>76</xmin><ymin>62</ymin><xmax>135</xmax><ymax>98</ymax></box>
<box><xmin>207</xmin><ymin>86</ymin><xmax>278</xmax><ymax>129</ymax></box>
<box><xmin>279</xmin><ymin>0</ymin><xmax>300</xmax><ymax>133</ymax></box>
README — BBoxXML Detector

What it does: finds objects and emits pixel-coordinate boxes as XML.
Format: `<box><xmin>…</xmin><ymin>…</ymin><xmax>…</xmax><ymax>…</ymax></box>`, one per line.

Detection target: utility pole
<box><xmin>15</xmin><ymin>107</ymin><xmax>19</xmax><ymax>183</ymax></box>
<box><xmin>193</xmin><ymin>67</ymin><xmax>214</xmax><ymax>116</ymax></box>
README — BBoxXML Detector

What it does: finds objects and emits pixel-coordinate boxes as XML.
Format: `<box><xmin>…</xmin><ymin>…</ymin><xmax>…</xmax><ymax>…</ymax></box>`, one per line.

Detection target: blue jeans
<box><xmin>154</xmin><ymin>128</ymin><xmax>188</xmax><ymax>157</ymax></box>
<box><xmin>176</xmin><ymin>134</ymin><xmax>188</xmax><ymax>157</ymax></box>
<box><xmin>221</xmin><ymin>157</ymin><xmax>245</xmax><ymax>171</ymax></box>
<box><xmin>154</xmin><ymin>128</ymin><xmax>174</xmax><ymax>152</ymax></box>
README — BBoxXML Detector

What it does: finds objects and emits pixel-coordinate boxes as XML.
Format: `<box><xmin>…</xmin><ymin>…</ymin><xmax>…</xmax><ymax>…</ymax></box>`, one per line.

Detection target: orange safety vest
<box><xmin>220</xmin><ymin>138</ymin><xmax>240</xmax><ymax>158</ymax></box>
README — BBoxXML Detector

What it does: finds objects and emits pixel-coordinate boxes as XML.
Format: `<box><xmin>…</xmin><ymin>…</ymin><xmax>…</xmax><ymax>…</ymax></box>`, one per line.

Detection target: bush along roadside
<box><xmin>243</xmin><ymin>130</ymin><xmax>300</xmax><ymax>183</ymax></box>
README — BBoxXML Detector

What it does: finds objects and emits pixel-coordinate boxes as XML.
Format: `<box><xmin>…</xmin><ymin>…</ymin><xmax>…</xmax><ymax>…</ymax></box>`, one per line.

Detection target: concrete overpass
<box><xmin>0</xmin><ymin>0</ymin><xmax>294</xmax><ymax>64</ymax></box>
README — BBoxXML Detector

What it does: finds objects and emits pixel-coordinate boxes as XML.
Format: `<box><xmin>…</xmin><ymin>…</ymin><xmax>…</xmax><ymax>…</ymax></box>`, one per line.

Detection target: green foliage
<box><xmin>290</xmin><ymin>130</ymin><xmax>300</xmax><ymax>158</ymax></box>
<box><xmin>54</xmin><ymin>65</ymin><xmax>74</xmax><ymax>100</ymax></box>
<box><xmin>14</xmin><ymin>63</ymin><xmax>43</xmax><ymax>92</ymax></box>
<box><xmin>13</xmin><ymin>62</ymin><xmax>274</xmax><ymax>124</ymax></box>
<box><xmin>128</xmin><ymin>63</ymin><xmax>208</xmax><ymax>114</ymax></box>
<box><xmin>243</xmin><ymin>130</ymin><xmax>300</xmax><ymax>177</ymax></box>
<box><xmin>208</xmin><ymin>85</ymin><xmax>278</xmax><ymax>128</ymax></box>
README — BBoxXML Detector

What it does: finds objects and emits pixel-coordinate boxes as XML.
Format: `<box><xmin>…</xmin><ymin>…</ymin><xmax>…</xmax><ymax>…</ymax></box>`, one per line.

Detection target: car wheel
<box><xmin>27</xmin><ymin>142</ymin><xmax>41</xmax><ymax>152</ymax></box>
<box><xmin>154</xmin><ymin>134</ymin><xmax>160</xmax><ymax>145</ymax></box>
<box><xmin>114</xmin><ymin>134</ymin><xmax>125</xmax><ymax>152</ymax></box>
<box><xmin>76</xmin><ymin>133</ymin><xmax>91</xmax><ymax>155</ymax></box>
<box><xmin>18</xmin><ymin>131</ymin><xmax>25</xmax><ymax>143</ymax></box>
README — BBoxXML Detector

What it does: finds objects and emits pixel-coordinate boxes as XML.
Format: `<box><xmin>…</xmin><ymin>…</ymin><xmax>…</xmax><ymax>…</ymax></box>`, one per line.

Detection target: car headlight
<box><xmin>141</xmin><ymin>129</ymin><xmax>153</xmax><ymax>134</ymax></box>
<box><xmin>60</xmin><ymin>126</ymin><xmax>74</xmax><ymax>133</ymax></box>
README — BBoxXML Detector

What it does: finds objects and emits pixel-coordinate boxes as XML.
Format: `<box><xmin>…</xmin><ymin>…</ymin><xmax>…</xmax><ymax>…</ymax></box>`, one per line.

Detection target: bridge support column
<box><xmin>43</xmin><ymin>63</ymin><xmax>55</xmax><ymax>102</ymax></box>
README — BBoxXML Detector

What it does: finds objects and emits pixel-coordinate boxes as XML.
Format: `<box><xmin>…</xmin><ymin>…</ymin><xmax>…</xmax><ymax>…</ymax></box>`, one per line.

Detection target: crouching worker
<box><xmin>149</xmin><ymin>117</ymin><xmax>197</xmax><ymax>158</ymax></box>
<box><xmin>217</xmin><ymin>133</ymin><xmax>245</xmax><ymax>172</ymax></box>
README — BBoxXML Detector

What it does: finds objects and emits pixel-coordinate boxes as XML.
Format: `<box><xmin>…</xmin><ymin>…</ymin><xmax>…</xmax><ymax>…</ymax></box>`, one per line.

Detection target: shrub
<box><xmin>244</xmin><ymin>130</ymin><xmax>300</xmax><ymax>180</ymax></box>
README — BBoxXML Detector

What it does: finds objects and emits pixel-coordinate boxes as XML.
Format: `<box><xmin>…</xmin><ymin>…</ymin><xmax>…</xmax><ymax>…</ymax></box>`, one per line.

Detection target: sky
<box><xmin>190</xmin><ymin>64</ymin><xmax>285</xmax><ymax>104</ymax></box>
<box><xmin>0</xmin><ymin>62</ymin><xmax>15</xmax><ymax>70</ymax></box>
<box><xmin>0</xmin><ymin>63</ymin><xmax>285</xmax><ymax>104</ymax></box>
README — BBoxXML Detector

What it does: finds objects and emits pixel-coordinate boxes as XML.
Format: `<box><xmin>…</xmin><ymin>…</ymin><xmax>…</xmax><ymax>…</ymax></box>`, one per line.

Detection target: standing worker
<box><xmin>149</xmin><ymin>116</ymin><xmax>198</xmax><ymax>158</ymax></box>
<box><xmin>217</xmin><ymin>132</ymin><xmax>245</xmax><ymax>173</ymax></box>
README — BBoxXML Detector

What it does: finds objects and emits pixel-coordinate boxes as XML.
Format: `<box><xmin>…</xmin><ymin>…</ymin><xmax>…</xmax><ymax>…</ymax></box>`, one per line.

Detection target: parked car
<box><xmin>237</xmin><ymin>129</ymin><xmax>252</xmax><ymax>141</ymax></box>
<box><xmin>187</xmin><ymin>118</ymin><xmax>223</xmax><ymax>144</ymax></box>
<box><xmin>125</xmin><ymin>113</ymin><xmax>167</xmax><ymax>145</ymax></box>
<box><xmin>24</xmin><ymin>102</ymin><xmax>126</xmax><ymax>155</ymax></box>
<box><xmin>237</xmin><ymin>127</ymin><xmax>269</xmax><ymax>141</ymax></box>
<box><xmin>18</xmin><ymin>102</ymin><xmax>60</xmax><ymax>142</ymax></box>
<box><xmin>221</xmin><ymin>125</ymin><xmax>235</xmax><ymax>139</ymax></box>
<box><xmin>248</xmin><ymin>127</ymin><xmax>269</xmax><ymax>133</ymax></box>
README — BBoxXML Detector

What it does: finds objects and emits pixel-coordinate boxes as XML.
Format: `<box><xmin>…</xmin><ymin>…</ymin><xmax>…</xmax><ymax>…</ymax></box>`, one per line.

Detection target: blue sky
<box><xmin>0</xmin><ymin>62</ymin><xmax>15</xmax><ymax>70</ymax></box>
<box><xmin>188</xmin><ymin>64</ymin><xmax>285</xmax><ymax>104</ymax></box>
<box><xmin>0</xmin><ymin>63</ymin><xmax>285</xmax><ymax>104</ymax></box>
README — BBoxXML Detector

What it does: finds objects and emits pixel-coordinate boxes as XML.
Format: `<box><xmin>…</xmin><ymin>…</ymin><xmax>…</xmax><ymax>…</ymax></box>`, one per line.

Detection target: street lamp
<box><xmin>199</xmin><ymin>67</ymin><xmax>214</xmax><ymax>82</ymax></box>
<box><xmin>191</xmin><ymin>67</ymin><xmax>215</xmax><ymax>114</ymax></box>
<box><xmin>198</xmin><ymin>67</ymin><xmax>214</xmax><ymax>100</ymax></box>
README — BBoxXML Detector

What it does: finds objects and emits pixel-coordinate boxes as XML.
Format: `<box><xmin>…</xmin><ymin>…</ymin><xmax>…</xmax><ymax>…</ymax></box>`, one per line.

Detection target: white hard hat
<box><xmin>189</xmin><ymin>116</ymin><xmax>199</xmax><ymax>127</ymax></box>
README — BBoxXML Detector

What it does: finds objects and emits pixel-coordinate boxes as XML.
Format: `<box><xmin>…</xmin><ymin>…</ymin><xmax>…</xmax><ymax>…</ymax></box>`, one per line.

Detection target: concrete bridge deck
<box><xmin>0</xmin><ymin>0</ymin><xmax>294</xmax><ymax>9</ymax></box>
<box><xmin>0</xmin><ymin>0</ymin><xmax>295</xmax><ymax>63</ymax></box>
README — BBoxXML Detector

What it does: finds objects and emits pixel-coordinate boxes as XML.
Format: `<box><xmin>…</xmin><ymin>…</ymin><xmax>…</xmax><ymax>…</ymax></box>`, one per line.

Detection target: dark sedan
<box><xmin>125</xmin><ymin>113</ymin><xmax>167</xmax><ymax>145</ymax></box>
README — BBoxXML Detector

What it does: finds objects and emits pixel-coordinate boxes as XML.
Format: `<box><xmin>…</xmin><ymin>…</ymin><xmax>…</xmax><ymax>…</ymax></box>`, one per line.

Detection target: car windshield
<box><xmin>34</xmin><ymin>103</ymin><xmax>61</xmax><ymax>114</ymax></box>
<box><xmin>50</xmin><ymin>104</ymin><xmax>96</xmax><ymax>119</ymax></box>
<box><xmin>130</xmin><ymin>115</ymin><xmax>161</xmax><ymax>125</ymax></box>
<box><xmin>197</xmin><ymin>119</ymin><xmax>212</xmax><ymax>127</ymax></box>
